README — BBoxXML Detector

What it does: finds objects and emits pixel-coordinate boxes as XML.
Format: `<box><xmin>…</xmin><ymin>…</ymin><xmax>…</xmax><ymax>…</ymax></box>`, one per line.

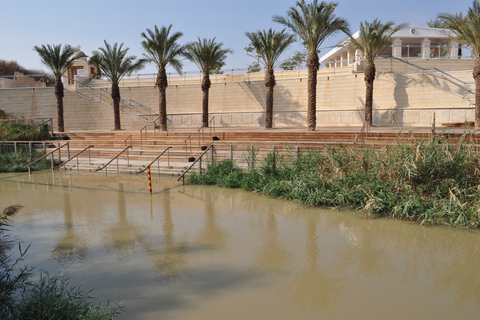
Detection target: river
<box><xmin>1</xmin><ymin>170</ymin><xmax>479</xmax><ymax>319</ymax></box>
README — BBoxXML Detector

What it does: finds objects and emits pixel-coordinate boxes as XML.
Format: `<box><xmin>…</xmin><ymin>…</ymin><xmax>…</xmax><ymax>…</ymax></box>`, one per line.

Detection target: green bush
<box><xmin>188</xmin><ymin>136</ymin><xmax>480</xmax><ymax>228</ymax></box>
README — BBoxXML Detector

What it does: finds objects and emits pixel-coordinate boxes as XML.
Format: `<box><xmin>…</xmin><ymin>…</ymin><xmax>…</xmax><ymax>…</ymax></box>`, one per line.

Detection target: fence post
<box><xmin>250</xmin><ymin>145</ymin><xmax>254</xmax><ymax>170</ymax></box>
<box><xmin>272</xmin><ymin>145</ymin><xmax>276</xmax><ymax>170</ymax></box>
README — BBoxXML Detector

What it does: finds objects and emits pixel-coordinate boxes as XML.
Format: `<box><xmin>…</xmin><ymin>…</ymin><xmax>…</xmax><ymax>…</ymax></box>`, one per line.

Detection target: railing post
<box><xmin>168</xmin><ymin>148</ymin><xmax>171</xmax><ymax>168</ymax></box>
<box><xmin>250</xmin><ymin>145</ymin><xmax>254</xmax><ymax>170</ymax></box>
<box><xmin>210</xmin><ymin>145</ymin><xmax>214</xmax><ymax>166</ymax></box>
<box><xmin>272</xmin><ymin>145</ymin><xmax>276</xmax><ymax>170</ymax></box>
<box><xmin>67</xmin><ymin>143</ymin><xmax>70</xmax><ymax>159</ymax></box>
<box><xmin>230</xmin><ymin>144</ymin><xmax>233</xmax><ymax>161</ymax></box>
<box><xmin>14</xmin><ymin>142</ymin><xmax>17</xmax><ymax>154</ymax></box>
<box><xmin>29</xmin><ymin>142</ymin><xmax>32</xmax><ymax>157</ymax></box>
<box><xmin>57</xmin><ymin>142</ymin><xmax>61</xmax><ymax>163</ymax></box>
<box><xmin>199</xmin><ymin>157</ymin><xmax>202</xmax><ymax>174</ymax></box>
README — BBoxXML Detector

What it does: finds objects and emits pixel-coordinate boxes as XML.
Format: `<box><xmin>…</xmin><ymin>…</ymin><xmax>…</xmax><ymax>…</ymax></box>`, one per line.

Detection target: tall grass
<box><xmin>0</xmin><ymin>149</ymin><xmax>52</xmax><ymax>172</ymax></box>
<box><xmin>189</xmin><ymin>136</ymin><xmax>480</xmax><ymax>228</ymax></box>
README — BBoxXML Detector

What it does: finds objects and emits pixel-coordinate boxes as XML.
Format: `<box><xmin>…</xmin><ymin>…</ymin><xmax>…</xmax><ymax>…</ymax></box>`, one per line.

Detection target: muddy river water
<box><xmin>1</xmin><ymin>170</ymin><xmax>480</xmax><ymax>319</ymax></box>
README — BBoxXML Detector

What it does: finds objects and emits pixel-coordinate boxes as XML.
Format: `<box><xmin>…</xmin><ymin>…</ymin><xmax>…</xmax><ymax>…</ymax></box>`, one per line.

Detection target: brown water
<box><xmin>1</xmin><ymin>170</ymin><xmax>480</xmax><ymax>320</ymax></box>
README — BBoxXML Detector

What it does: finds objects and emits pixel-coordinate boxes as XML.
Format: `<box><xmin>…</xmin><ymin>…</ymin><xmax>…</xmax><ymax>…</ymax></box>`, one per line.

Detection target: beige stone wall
<box><xmin>0</xmin><ymin>66</ymin><xmax>475</xmax><ymax>131</ymax></box>
<box><xmin>0</xmin><ymin>87</ymin><xmax>145</xmax><ymax>131</ymax></box>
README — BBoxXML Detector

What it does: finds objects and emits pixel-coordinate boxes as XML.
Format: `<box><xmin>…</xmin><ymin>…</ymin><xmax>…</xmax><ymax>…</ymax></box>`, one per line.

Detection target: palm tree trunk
<box><xmin>156</xmin><ymin>68</ymin><xmax>168</xmax><ymax>131</ymax></box>
<box><xmin>364</xmin><ymin>62</ymin><xmax>376</xmax><ymax>128</ymax></box>
<box><xmin>54</xmin><ymin>77</ymin><xmax>65</xmax><ymax>132</ymax></box>
<box><xmin>306</xmin><ymin>52</ymin><xmax>319</xmax><ymax>131</ymax></box>
<box><xmin>112</xmin><ymin>83</ymin><xmax>121</xmax><ymax>130</ymax></box>
<box><xmin>265</xmin><ymin>68</ymin><xmax>276</xmax><ymax>129</ymax></box>
<box><xmin>474</xmin><ymin>57</ymin><xmax>480</xmax><ymax>129</ymax></box>
<box><xmin>201</xmin><ymin>75</ymin><xmax>211</xmax><ymax>128</ymax></box>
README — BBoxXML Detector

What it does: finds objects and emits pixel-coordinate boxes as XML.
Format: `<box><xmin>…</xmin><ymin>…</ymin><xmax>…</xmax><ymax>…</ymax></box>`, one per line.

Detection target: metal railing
<box><xmin>58</xmin><ymin>145</ymin><xmax>94</xmax><ymax>170</ymax></box>
<box><xmin>177</xmin><ymin>143</ymin><xmax>214</xmax><ymax>184</ymax></box>
<box><xmin>136</xmin><ymin>147</ymin><xmax>172</xmax><ymax>174</ymax></box>
<box><xmin>140</xmin><ymin>125</ymin><xmax>148</xmax><ymax>145</ymax></box>
<box><xmin>197</xmin><ymin>116</ymin><xmax>216</xmax><ymax>146</ymax></box>
<box><xmin>95</xmin><ymin>146</ymin><xmax>132</xmax><ymax>174</ymax></box>
<box><xmin>24</xmin><ymin>142</ymin><xmax>70</xmax><ymax>174</ymax></box>
<box><xmin>184</xmin><ymin>134</ymin><xmax>192</xmax><ymax>157</ymax></box>
<box><xmin>124</xmin><ymin>134</ymin><xmax>133</xmax><ymax>147</ymax></box>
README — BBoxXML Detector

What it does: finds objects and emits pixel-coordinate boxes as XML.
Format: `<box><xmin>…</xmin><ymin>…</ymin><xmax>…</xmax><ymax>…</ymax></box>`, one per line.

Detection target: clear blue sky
<box><xmin>0</xmin><ymin>0</ymin><xmax>473</xmax><ymax>75</ymax></box>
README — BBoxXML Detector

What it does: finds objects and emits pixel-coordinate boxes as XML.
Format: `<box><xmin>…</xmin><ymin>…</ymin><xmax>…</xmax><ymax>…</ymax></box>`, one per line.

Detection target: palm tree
<box><xmin>185</xmin><ymin>38</ymin><xmax>232</xmax><ymax>128</ymax></box>
<box><xmin>33</xmin><ymin>44</ymin><xmax>82</xmax><ymax>132</ymax></box>
<box><xmin>245</xmin><ymin>29</ymin><xmax>295</xmax><ymax>128</ymax></box>
<box><xmin>141</xmin><ymin>25</ymin><xmax>186</xmax><ymax>131</ymax></box>
<box><xmin>92</xmin><ymin>41</ymin><xmax>145</xmax><ymax>130</ymax></box>
<box><xmin>439</xmin><ymin>0</ymin><xmax>480</xmax><ymax>128</ymax></box>
<box><xmin>348</xmin><ymin>19</ymin><xmax>406</xmax><ymax>128</ymax></box>
<box><xmin>273</xmin><ymin>0</ymin><xmax>349</xmax><ymax>131</ymax></box>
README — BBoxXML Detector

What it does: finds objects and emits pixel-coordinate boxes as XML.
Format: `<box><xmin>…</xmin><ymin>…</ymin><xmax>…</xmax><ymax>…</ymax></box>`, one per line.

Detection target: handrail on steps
<box><xmin>95</xmin><ymin>146</ymin><xmax>132</xmax><ymax>172</ymax></box>
<box><xmin>58</xmin><ymin>145</ymin><xmax>95</xmax><ymax>168</ymax></box>
<box><xmin>124</xmin><ymin>134</ymin><xmax>133</xmax><ymax>147</ymax></box>
<box><xmin>140</xmin><ymin>125</ymin><xmax>148</xmax><ymax>145</ymax></box>
<box><xmin>184</xmin><ymin>134</ymin><xmax>192</xmax><ymax>157</ymax></box>
<box><xmin>9</xmin><ymin>118</ymin><xmax>54</xmax><ymax>141</ymax></box>
<box><xmin>153</xmin><ymin>116</ymin><xmax>161</xmax><ymax>136</ymax></box>
<box><xmin>197</xmin><ymin>116</ymin><xmax>216</xmax><ymax>146</ymax></box>
<box><xmin>24</xmin><ymin>142</ymin><xmax>70</xmax><ymax>174</ymax></box>
<box><xmin>136</xmin><ymin>146</ymin><xmax>172</xmax><ymax>174</ymax></box>
<box><xmin>177</xmin><ymin>143</ymin><xmax>214</xmax><ymax>184</ymax></box>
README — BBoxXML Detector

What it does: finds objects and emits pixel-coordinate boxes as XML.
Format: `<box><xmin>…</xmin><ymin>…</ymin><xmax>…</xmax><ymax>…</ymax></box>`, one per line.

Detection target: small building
<box><xmin>64</xmin><ymin>50</ymin><xmax>97</xmax><ymax>86</ymax></box>
<box><xmin>319</xmin><ymin>26</ymin><xmax>463</xmax><ymax>69</ymax></box>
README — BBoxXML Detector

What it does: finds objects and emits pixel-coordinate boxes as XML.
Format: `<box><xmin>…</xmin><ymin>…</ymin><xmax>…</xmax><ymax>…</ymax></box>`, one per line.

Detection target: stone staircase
<box><xmin>46</xmin><ymin>127</ymin><xmax>480</xmax><ymax>177</ymax></box>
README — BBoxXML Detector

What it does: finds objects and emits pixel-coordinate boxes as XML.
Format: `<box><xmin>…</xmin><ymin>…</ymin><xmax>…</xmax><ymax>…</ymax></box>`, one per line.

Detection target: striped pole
<box><xmin>147</xmin><ymin>165</ymin><xmax>152</xmax><ymax>194</ymax></box>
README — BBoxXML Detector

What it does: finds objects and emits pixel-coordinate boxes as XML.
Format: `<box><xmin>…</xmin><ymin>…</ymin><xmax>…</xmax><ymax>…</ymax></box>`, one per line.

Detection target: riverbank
<box><xmin>188</xmin><ymin>134</ymin><xmax>480</xmax><ymax>228</ymax></box>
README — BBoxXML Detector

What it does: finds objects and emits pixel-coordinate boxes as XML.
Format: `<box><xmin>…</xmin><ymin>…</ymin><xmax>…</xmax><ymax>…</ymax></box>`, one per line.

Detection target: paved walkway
<box><xmin>63</xmin><ymin>125</ymin><xmax>479</xmax><ymax>135</ymax></box>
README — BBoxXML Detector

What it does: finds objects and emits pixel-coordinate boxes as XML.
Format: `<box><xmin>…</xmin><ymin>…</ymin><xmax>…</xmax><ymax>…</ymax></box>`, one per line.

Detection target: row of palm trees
<box><xmin>34</xmin><ymin>0</ymin><xmax>480</xmax><ymax>132</ymax></box>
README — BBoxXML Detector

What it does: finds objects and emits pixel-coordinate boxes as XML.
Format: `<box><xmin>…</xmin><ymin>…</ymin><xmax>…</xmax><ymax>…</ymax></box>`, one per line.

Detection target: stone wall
<box><xmin>0</xmin><ymin>67</ymin><xmax>474</xmax><ymax>131</ymax></box>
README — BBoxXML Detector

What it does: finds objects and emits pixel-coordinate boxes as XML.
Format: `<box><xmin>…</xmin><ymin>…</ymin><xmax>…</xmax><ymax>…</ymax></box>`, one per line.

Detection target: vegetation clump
<box><xmin>0</xmin><ymin>120</ymin><xmax>54</xmax><ymax>172</ymax></box>
<box><xmin>189</xmin><ymin>136</ymin><xmax>480</xmax><ymax>228</ymax></box>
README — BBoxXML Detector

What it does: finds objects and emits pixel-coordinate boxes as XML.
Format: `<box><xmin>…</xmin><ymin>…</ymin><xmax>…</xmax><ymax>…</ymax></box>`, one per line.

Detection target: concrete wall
<box><xmin>0</xmin><ymin>66</ymin><xmax>474</xmax><ymax>131</ymax></box>
<box><xmin>0</xmin><ymin>87</ymin><xmax>145</xmax><ymax>131</ymax></box>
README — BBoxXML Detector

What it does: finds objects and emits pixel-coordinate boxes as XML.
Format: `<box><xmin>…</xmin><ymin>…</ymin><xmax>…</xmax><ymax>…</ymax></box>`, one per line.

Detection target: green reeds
<box><xmin>0</xmin><ymin>149</ymin><xmax>51</xmax><ymax>172</ymax></box>
<box><xmin>189</xmin><ymin>135</ymin><xmax>480</xmax><ymax>228</ymax></box>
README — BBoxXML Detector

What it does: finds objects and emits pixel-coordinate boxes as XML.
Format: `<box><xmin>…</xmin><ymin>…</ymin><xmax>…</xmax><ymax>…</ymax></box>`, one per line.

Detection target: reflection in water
<box><xmin>281</xmin><ymin>215</ymin><xmax>344</xmax><ymax>313</ymax></box>
<box><xmin>2</xmin><ymin>171</ymin><xmax>480</xmax><ymax>320</ymax></box>
<box><xmin>195</xmin><ymin>190</ymin><xmax>228</xmax><ymax>249</ymax></box>
<box><xmin>51</xmin><ymin>192</ymin><xmax>88</xmax><ymax>264</ymax></box>
<box><xmin>253</xmin><ymin>206</ymin><xmax>294</xmax><ymax>274</ymax></box>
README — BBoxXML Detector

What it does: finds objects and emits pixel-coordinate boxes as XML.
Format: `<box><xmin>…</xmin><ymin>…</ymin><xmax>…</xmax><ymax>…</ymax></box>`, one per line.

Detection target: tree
<box><xmin>438</xmin><ymin>0</ymin><xmax>480</xmax><ymax>128</ymax></box>
<box><xmin>274</xmin><ymin>0</ymin><xmax>349</xmax><ymax>131</ymax></box>
<box><xmin>88</xmin><ymin>54</ymin><xmax>102</xmax><ymax>79</ymax></box>
<box><xmin>348</xmin><ymin>19</ymin><xmax>406</xmax><ymax>128</ymax></box>
<box><xmin>141</xmin><ymin>25</ymin><xmax>186</xmax><ymax>131</ymax></box>
<box><xmin>33</xmin><ymin>44</ymin><xmax>82</xmax><ymax>132</ymax></box>
<box><xmin>245</xmin><ymin>45</ymin><xmax>262</xmax><ymax>73</ymax></box>
<box><xmin>279</xmin><ymin>51</ymin><xmax>307</xmax><ymax>70</ymax></box>
<box><xmin>92</xmin><ymin>41</ymin><xmax>144</xmax><ymax>130</ymax></box>
<box><xmin>426</xmin><ymin>19</ymin><xmax>447</xmax><ymax>28</ymax></box>
<box><xmin>245</xmin><ymin>29</ymin><xmax>295</xmax><ymax>128</ymax></box>
<box><xmin>185</xmin><ymin>38</ymin><xmax>232</xmax><ymax>128</ymax></box>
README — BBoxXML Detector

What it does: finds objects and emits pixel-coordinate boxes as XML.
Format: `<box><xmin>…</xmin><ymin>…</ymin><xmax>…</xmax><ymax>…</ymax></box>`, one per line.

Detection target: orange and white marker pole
<box><xmin>147</xmin><ymin>165</ymin><xmax>152</xmax><ymax>194</ymax></box>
